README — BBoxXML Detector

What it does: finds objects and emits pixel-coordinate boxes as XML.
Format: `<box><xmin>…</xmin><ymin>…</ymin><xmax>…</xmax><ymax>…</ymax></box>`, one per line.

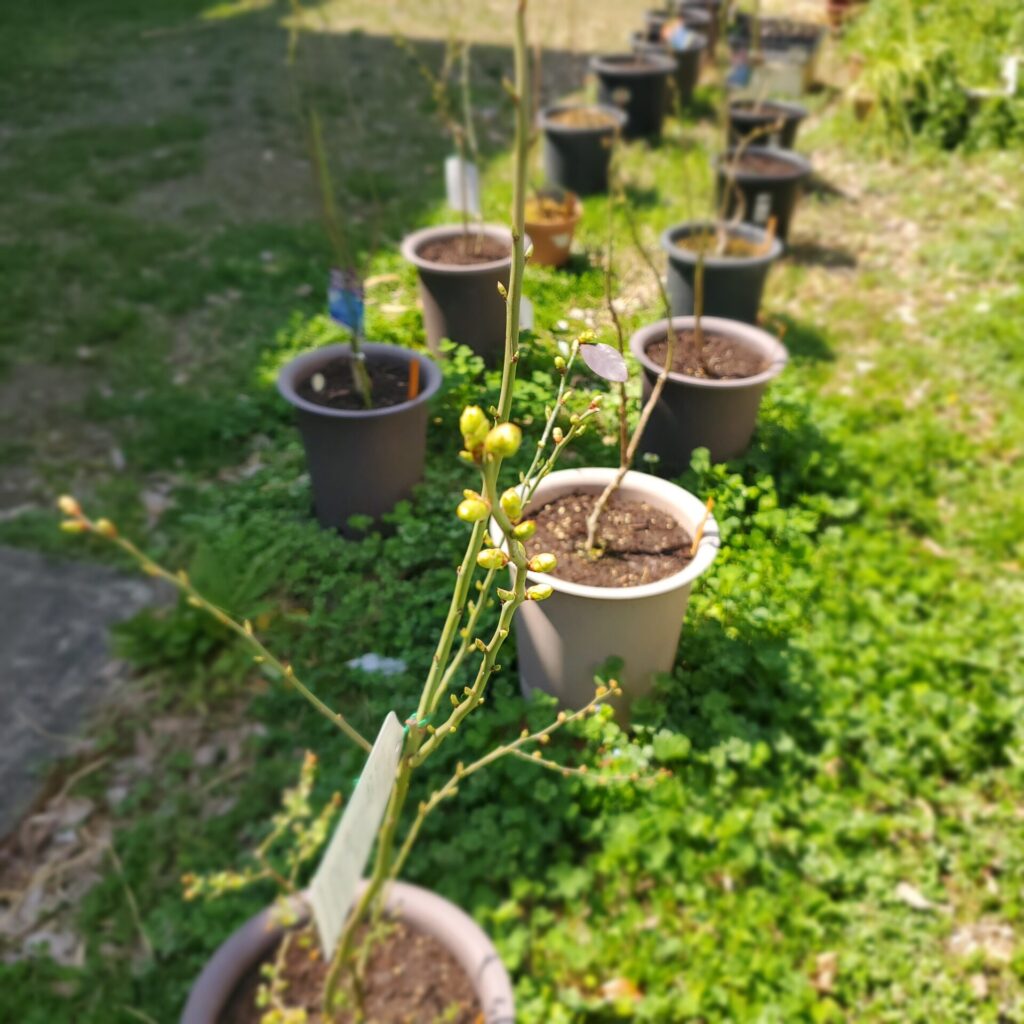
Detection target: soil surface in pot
<box><xmin>732</xmin><ymin>151</ymin><xmax>803</xmax><ymax>177</ymax></box>
<box><xmin>673</xmin><ymin>229</ymin><xmax>764</xmax><ymax>258</ymax></box>
<box><xmin>222</xmin><ymin>921</ymin><xmax>481</xmax><ymax>1024</ymax></box>
<box><xmin>296</xmin><ymin>354</ymin><xmax>415</xmax><ymax>410</ymax></box>
<box><xmin>525</xmin><ymin>193</ymin><xmax>577</xmax><ymax>224</ymax></box>
<box><xmin>732</xmin><ymin>100</ymin><xmax>797</xmax><ymax>118</ymax></box>
<box><xmin>599</xmin><ymin>58</ymin><xmax>663</xmax><ymax>72</ymax></box>
<box><xmin>547</xmin><ymin>107</ymin><xmax>618</xmax><ymax>129</ymax></box>
<box><xmin>416</xmin><ymin>233</ymin><xmax>509</xmax><ymax>266</ymax></box>
<box><xmin>531</xmin><ymin>491</ymin><xmax>693</xmax><ymax>587</ymax></box>
<box><xmin>646</xmin><ymin>330</ymin><xmax>769</xmax><ymax>380</ymax></box>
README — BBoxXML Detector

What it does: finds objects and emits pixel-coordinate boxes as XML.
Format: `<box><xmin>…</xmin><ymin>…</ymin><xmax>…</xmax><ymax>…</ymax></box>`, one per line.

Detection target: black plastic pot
<box><xmin>644</xmin><ymin>8</ymin><xmax>671</xmax><ymax>41</ymax></box>
<box><xmin>715</xmin><ymin>145</ymin><xmax>812</xmax><ymax>244</ymax></box>
<box><xmin>677</xmin><ymin>5</ymin><xmax>716</xmax><ymax>52</ymax></box>
<box><xmin>401</xmin><ymin>224</ymin><xmax>514</xmax><ymax>363</ymax></box>
<box><xmin>630</xmin><ymin>32</ymin><xmax>707</xmax><ymax>110</ymax></box>
<box><xmin>277</xmin><ymin>342</ymin><xmax>441</xmax><ymax>534</ymax></box>
<box><xmin>728</xmin><ymin>99</ymin><xmax>808</xmax><ymax>149</ymax></box>
<box><xmin>661</xmin><ymin>221</ymin><xmax>783</xmax><ymax>324</ymax></box>
<box><xmin>590</xmin><ymin>53</ymin><xmax>676</xmax><ymax>141</ymax></box>
<box><xmin>630</xmin><ymin>316</ymin><xmax>787</xmax><ymax>471</ymax></box>
<box><xmin>539</xmin><ymin>103</ymin><xmax>627</xmax><ymax>196</ymax></box>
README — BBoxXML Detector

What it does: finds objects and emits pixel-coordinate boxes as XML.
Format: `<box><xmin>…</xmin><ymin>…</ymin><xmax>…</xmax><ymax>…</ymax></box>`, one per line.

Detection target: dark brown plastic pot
<box><xmin>590</xmin><ymin>53</ymin><xmax>676</xmax><ymax>141</ymax></box>
<box><xmin>277</xmin><ymin>342</ymin><xmax>441</xmax><ymax>535</ymax></box>
<box><xmin>401</xmin><ymin>223</ymin><xmax>514</xmax><ymax>363</ymax></box>
<box><xmin>630</xmin><ymin>316</ymin><xmax>787</xmax><ymax>471</ymax></box>
<box><xmin>715</xmin><ymin>145</ymin><xmax>812</xmax><ymax>244</ymax></box>
<box><xmin>180</xmin><ymin>882</ymin><xmax>515</xmax><ymax>1024</ymax></box>
<box><xmin>728</xmin><ymin>99</ymin><xmax>808</xmax><ymax>149</ymax></box>
<box><xmin>661</xmin><ymin>221</ymin><xmax>783</xmax><ymax>324</ymax></box>
<box><xmin>539</xmin><ymin>103</ymin><xmax>627</xmax><ymax>196</ymax></box>
<box><xmin>630</xmin><ymin>31</ymin><xmax>707</xmax><ymax>110</ymax></box>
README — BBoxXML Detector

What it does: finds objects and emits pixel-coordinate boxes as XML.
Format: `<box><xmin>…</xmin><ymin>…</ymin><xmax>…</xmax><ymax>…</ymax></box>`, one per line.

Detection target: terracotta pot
<box><xmin>630</xmin><ymin>315</ymin><xmax>787</xmax><ymax>472</ymax></box>
<box><xmin>539</xmin><ymin>103</ymin><xmax>627</xmax><ymax>196</ymax></box>
<box><xmin>661</xmin><ymin>220</ymin><xmax>782</xmax><ymax>324</ymax></box>
<box><xmin>278</xmin><ymin>343</ymin><xmax>442</xmax><ymax>535</ymax></box>
<box><xmin>401</xmin><ymin>224</ymin><xmax>515</xmax><ymax>364</ymax></box>
<box><xmin>630</xmin><ymin>31</ymin><xmax>707</xmax><ymax>110</ymax></box>
<box><xmin>715</xmin><ymin>145</ymin><xmax>812</xmax><ymax>244</ymax></box>
<box><xmin>498</xmin><ymin>468</ymin><xmax>719</xmax><ymax>721</ymax></box>
<box><xmin>524</xmin><ymin>193</ymin><xmax>583</xmax><ymax>268</ymax></box>
<box><xmin>590</xmin><ymin>53</ymin><xmax>677</xmax><ymax>141</ymax></box>
<box><xmin>727</xmin><ymin>99</ymin><xmax>808</xmax><ymax>149</ymax></box>
<box><xmin>180</xmin><ymin>881</ymin><xmax>516</xmax><ymax>1024</ymax></box>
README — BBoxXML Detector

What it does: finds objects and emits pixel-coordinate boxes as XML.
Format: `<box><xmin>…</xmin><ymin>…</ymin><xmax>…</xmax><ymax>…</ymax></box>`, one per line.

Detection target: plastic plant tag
<box><xmin>581</xmin><ymin>342</ymin><xmax>628</xmax><ymax>382</ymax></box>
<box><xmin>309</xmin><ymin>712</ymin><xmax>404</xmax><ymax>958</ymax></box>
<box><xmin>328</xmin><ymin>268</ymin><xmax>365</xmax><ymax>336</ymax></box>
<box><xmin>444</xmin><ymin>155</ymin><xmax>481</xmax><ymax>216</ymax></box>
<box><xmin>727</xmin><ymin>54</ymin><xmax>752</xmax><ymax>88</ymax></box>
<box><xmin>520</xmin><ymin>295</ymin><xmax>534</xmax><ymax>332</ymax></box>
<box><xmin>753</xmin><ymin>192</ymin><xmax>773</xmax><ymax>224</ymax></box>
<box><xmin>668</xmin><ymin>24</ymin><xmax>695</xmax><ymax>50</ymax></box>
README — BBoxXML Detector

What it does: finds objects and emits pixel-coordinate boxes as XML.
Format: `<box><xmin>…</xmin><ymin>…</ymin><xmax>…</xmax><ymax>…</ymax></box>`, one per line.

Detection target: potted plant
<box><xmin>727</xmin><ymin>97</ymin><xmax>808</xmax><ymax>148</ymax></box>
<box><xmin>59</xmin><ymin>8</ymin><xmax>672</xmax><ymax>1018</ymax></box>
<box><xmin>715</xmin><ymin>143</ymin><xmax>812</xmax><ymax>243</ymax></box>
<box><xmin>279</xmin><ymin>17</ymin><xmax>440</xmax><ymax>532</ymax></box>
<box><xmin>397</xmin><ymin>29</ymin><xmax>516</xmax><ymax>363</ymax></box>
<box><xmin>538</xmin><ymin>102</ymin><xmax>627</xmax><ymax>196</ymax></box>
<box><xmin>524</xmin><ymin>186</ymin><xmax>583</xmax><ymax>268</ymax></box>
<box><xmin>495</xmin><ymin>204</ymin><xmax>719</xmax><ymax>720</ymax></box>
<box><xmin>589</xmin><ymin>51</ymin><xmax>677</xmax><ymax>141</ymax></box>
<box><xmin>630</xmin><ymin>26</ymin><xmax>707</xmax><ymax>110</ymax></box>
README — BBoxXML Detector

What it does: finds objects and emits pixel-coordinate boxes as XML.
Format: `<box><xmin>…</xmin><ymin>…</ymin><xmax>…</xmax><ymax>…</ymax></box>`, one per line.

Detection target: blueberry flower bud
<box><xmin>484</xmin><ymin>422</ymin><xmax>522</xmax><ymax>458</ymax></box>
<box><xmin>95</xmin><ymin>518</ymin><xmax>117</xmax><ymax>538</ymax></box>
<box><xmin>528</xmin><ymin>553</ymin><xmax>557</xmax><ymax>573</ymax></box>
<box><xmin>526</xmin><ymin>584</ymin><xmax>554</xmax><ymax>601</ymax></box>
<box><xmin>456</xmin><ymin>498</ymin><xmax>490</xmax><ymax>523</ymax></box>
<box><xmin>57</xmin><ymin>495</ymin><xmax>81</xmax><ymax>517</ymax></box>
<box><xmin>513</xmin><ymin>520</ymin><xmax>536</xmax><ymax>540</ymax></box>
<box><xmin>554</xmin><ymin>355</ymin><xmax>566</xmax><ymax>373</ymax></box>
<box><xmin>500</xmin><ymin>488</ymin><xmax>523</xmax><ymax>522</ymax></box>
<box><xmin>459</xmin><ymin>406</ymin><xmax>489</xmax><ymax>446</ymax></box>
<box><xmin>477</xmin><ymin>548</ymin><xmax>508</xmax><ymax>570</ymax></box>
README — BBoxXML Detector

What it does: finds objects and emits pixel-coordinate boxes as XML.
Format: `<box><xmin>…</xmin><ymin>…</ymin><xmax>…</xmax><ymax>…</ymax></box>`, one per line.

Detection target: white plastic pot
<box><xmin>498</xmin><ymin>468</ymin><xmax>719</xmax><ymax>721</ymax></box>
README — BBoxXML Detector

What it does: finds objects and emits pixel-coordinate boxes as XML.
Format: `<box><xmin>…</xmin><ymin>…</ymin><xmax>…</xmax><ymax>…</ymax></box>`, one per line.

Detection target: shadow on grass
<box><xmin>786</xmin><ymin>239</ymin><xmax>858</xmax><ymax>269</ymax></box>
<box><xmin>763</xmin><ymin>312</ymin><xmax>835</xmax><ymax>362</ymax></box>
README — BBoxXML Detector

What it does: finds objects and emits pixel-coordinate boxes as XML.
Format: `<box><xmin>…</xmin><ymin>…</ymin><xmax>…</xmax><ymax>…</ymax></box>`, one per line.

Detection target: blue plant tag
<box><xmin>727</xmin><ymin>53</ymin><xmax>752</xmax><ymax>88</ymax></box>
<box><xmin>668</xmin><ymin>24</ymin><xmax>695</xmax><ymax>50</ymax></box>
<box><xmin>328</xmin><ymin>268</ymin><xmax>364</xmax><ymax>335</ymax></box>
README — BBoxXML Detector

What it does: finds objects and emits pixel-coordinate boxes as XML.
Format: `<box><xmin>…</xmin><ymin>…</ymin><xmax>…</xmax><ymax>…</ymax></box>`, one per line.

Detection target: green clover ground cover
<box><xmin>1</xmin><ymin>2</ymin><xmax>1023</xmax><ymax>1022</ymax></box>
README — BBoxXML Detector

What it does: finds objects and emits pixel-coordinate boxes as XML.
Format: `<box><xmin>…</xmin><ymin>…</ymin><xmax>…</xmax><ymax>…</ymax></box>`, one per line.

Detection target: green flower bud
<box><xmin>529</xmin><ymin>553</ymin><xmax>557</xmax><ymax>574</ymax></box>
<box><xmin>477</xmin><ymin>548</ymin><xmax>508</xmax><ymax>570</ymax></box>
<box><xmin>484</xmin><ymin>422</ymin><xmax>522</xmax><ymax>458</ymax></box>
<box><xmin>526</xmin><ymin>584</ymin><xmax>554</xmax><ymax>601</ymax></box>
<box><xmin>456</xmin><ymin>498</ymin><xmax>490</xmax><ymax>523</ymax></box>
<box><xmin>496</xmin><ymin>587</ymin><xmax>515</xmax><ymax>602</ymax></box>
<box><xmin>554</xmin><ymin>355</ymin><xmax>566</xmax><ymax>373</ymax></box>
<box><xmin>459</xmin><ymin>405</ymin><xmax>489</xmax><ymax>445</ymax></box>
<box><xmin>513</xmin><ymin>519</ymin><xmax>536</xmax><ymax>540</ymax></box>
<box><xmin>500</xmin><ymin>488</ymin><xmax>523</xmax><ymax>522</ymax></box>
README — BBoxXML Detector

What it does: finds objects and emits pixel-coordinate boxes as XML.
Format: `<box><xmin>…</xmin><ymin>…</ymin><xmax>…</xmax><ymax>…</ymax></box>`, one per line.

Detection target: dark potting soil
<box><xmin>297</xmin><ymin>354</ymin><xmax>414</xmax><ymax>410</ymax></box>
<box><xmin>416</xmin><ymin>234</ymin><xmax>510</xmax><ymax>266</ymax></box>
<box><xmin>547</xmin><ymin>107</ymin><xmax>619</xmax><ymax>129</ymax></box>
<box><xmin>646</xmin><ymin>329</ymin><xmax>769</xmax><ymax>380</ymax></box>
<box><xmin>732</xmin><ymin>101</ymin><xmax>795</xmax><ymax>119</ymax></box>
<box><xmin>599</xmin><ymin>58</ymin><xmax>664</xmax><ymax>73</ymax></box>
<box><xmin>673</xmin><ymin>229</ymin><xmax>764</xmax><ymax>259</ymax></box>
<box><xmin>734</xmin><ymin>151</ymin><xmax>803</xmax><ymax>177</ymax></box>
<box><xmin>221</xmin><ymin>922</ymin><xmax>481</xmax><ymax>1024</ymax></box>
<box><xmin>530</xmin><ymin>491</ymin><xmax>693</xmax><ymax>588</ymax></box>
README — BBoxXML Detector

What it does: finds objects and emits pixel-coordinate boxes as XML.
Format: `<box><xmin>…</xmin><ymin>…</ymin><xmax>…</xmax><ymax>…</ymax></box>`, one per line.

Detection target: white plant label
<box><xmin>753</xmin><ymin>192</ymin><xmax>773</xmax><ymax>224</ymax></box>
<box><xmin>309</xmin><ymin>712</ymin><xmax>404</xmax><ymax>958</ymax></box>
<box><xmin>520</xmin><ymin>295</ymin><xmax>534</xmax><ymax>331</ymax></box>
<box><xmin>444</xmin><ymin>155</ymin><xmax>481</xmax><ymax>216</ymax></box>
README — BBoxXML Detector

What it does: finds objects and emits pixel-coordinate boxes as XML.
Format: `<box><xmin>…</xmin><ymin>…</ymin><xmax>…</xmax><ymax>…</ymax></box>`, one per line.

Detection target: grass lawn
<box><xmin>1</xmin><ymin>0</ymin><xmax>1023</xmax><ymax>1022</ymax></box>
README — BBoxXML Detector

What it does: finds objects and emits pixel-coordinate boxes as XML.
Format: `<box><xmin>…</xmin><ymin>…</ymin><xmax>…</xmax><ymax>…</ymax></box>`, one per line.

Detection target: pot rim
<box><xmin>661</xmin><ymin>220</ymin><xmax>783</xmax><ymax>267</ymax></box>
<box><xmin>590</xmin><ymin>52</ymin><xmax>677</xmax><ymax>76</ymax></box>
<box><xmin>631</xmin><ymin>30</ymin><xmax>708</xmax><ymax>55</ymax></box>
<box><xmin>538</xmin><ymin>102</ymin><xmax>628</xmax><ymax>135</ymax></box>
<box><xmin>729</xmin><ymin>98</ymin><xmax>808</xmax><ymax>122</ymax></box>
<box><xmin>180</xmin><ymin>881</ymin><xmax>515</xmax><ymax>1024</ymax></box>
<box><xmin>401</xmin><ymin>223</ymin><xmax>515</xmax><ymax>275</ymax></box>
<box><xmin>493</xmin><ymin>468</ymin><xmax>719</xmax><ymax>602</ymax></box>
<box><xmin>277</xmin><ymin>341</ymin><xmax>442</xmax><ymax>420</ymax></box>
<box><xmin>524</xmin><ymin>192</ymin><xmax>583</xmax><ymax>232</ymax></box>
<box><xmin>630</xmin><ymin>315</ymin><xmax>788</xmax><ymax>391</ymax></box>
<box><xmin>716</xmin><ymin>144</ymin><xmax>812</xmax><ymax>182</ymax></box>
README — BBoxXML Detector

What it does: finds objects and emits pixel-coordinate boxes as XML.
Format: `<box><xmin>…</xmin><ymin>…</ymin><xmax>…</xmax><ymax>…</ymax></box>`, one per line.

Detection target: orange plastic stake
<box><xmin>407</xmin><ymin>359</ymin><xmax>420</xmax><ymax>400</ymax></box>
<box><xmin>690</xmin><ymin>496</ymin><xmax>715</xmax><ymax>556</ymax></box>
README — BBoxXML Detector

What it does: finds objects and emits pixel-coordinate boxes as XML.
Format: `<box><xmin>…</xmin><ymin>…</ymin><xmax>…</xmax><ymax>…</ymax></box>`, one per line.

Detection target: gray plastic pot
<box><xmin>539</xmin><ymin>103</ymin><xmax>627</xmax><ymax>196</ymax></box>
<box><xmin>630</xmin><ymin>316</ymin><xmax>787</xmax><ymax>472</ymax></box>
<box><xmin>277</xmin><ymin>342</ymin><xmax>441</xmax><ymax>534</ymax></box>
<box><xmin>180</xmin><ymin>881</ymin><xmax>515</xmax><ymax>1024</ymax></box>
<box><xmin>590</xmin><ymin>53</ymin><xmax>676</xmax><ymax>141</ymax></box>
<box><xmin>498</xmin><ymin>468</ymin><xmax>719</xmax><ymax>721</ymax></box>
<box><xmin>715</xmin><ymin>145</ymin><xmax>812</xmax><ymax>244</ymax></box>
<box><xmin>401</xmin><ymin>223</ymin><xmax>514</xmax><ymax>363</ymax></box>
<box><xmin>661</xmin><ymin>220</ymin><xmax>783</xmax><ymax>324</ymax></box>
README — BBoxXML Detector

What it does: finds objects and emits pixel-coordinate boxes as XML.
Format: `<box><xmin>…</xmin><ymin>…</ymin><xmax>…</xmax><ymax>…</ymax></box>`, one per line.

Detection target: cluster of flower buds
<box><xmin>57</xmin><ymin>495</ymin><xmax>116</xmax><ymax>538</ymax></box>
<box><xmin>458</xmin><ymin>405</ymin><xmax>523</xmax><ymax>465</ymax></box>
